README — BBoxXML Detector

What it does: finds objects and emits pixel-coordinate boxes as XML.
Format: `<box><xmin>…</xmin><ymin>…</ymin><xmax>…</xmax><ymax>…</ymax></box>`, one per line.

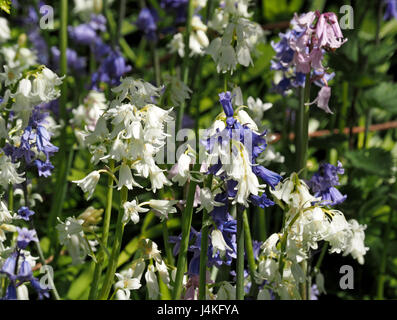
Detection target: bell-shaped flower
<box><xmin>72</xmin><ymin>170</ymin><xmax>101</xmax><ymax>200</ymax></box>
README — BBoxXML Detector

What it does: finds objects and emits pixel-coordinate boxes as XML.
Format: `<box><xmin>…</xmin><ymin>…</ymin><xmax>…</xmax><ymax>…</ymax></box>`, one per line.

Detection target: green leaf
<box><xmin>363</xmin><ymin>82</ymin><xmax>397</xmax><ymax>114</ymax></box>
<box><xmin>0</xmin><ymin>0</ymin><xmax>11</xmax><ymax>14</ymax></box>
<box><xmin>345</xmin><ymin>148</ymin><xmax>393</xmax><ymax>177</ymax></box>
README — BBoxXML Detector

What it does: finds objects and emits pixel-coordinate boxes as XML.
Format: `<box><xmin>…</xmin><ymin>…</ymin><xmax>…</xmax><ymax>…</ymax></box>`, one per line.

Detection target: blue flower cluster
<box><xmin>270</xmin><ymin>30</ymin><xmax>334</xmax><ymax>95</ymax></box>
<box><xmin>4</xmin><ymin>107</ymin><xmax>58</xmax><ymax>177</ymax></box>
<box><xmin>307</xmin><ymin>161</ymin><xmax>347</xmax><ymax>206</ymax></box>
<box><xmin>21</xmin><ymin>4</ymin><xmax>49</xmax><ymax>65</ymax></box>
<box><xmin>68</xmin><ymin>14</ymin><xmax>132</xmax><ymax>89</ymax></box>
<box><xmin>270</xmin><ymin>30</ymin><xmax>306</xmax><ymax>95</ymax></box>
<box><xmin>0</xmin><ymin>228</ymin><xmax>49</xmax><ymax>300</ymax></box>
<box><xmin>205</xmin><ymin>91</ymin><xmax>282</xmax><ymax>207</ymax></box>
<box><xmin>51</xmin><ymin>47</ymin><xmax>87</xmax><ymax>73</ymax></box>
<box><xmin>384</xmin><ymin>0</ymin><xmax>397</xmax><ymax>20</ymax></box>
<box><xmin>161</xmin><ymin>0</ymin><xmax>188</xmax><ymax>23</ymax></box>
<box><xmin>136</xmin><ymin>8</ymin><xmax>159</xmax><ymax>42</ymax></box>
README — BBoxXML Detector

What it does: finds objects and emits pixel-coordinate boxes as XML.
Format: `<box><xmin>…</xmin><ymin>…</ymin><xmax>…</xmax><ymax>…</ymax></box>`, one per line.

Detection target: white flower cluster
<box><xmin>114</xmin><ymin>239</ymin><xmax>170</xmax><ymax>300</ymax></box>
<box><xmin>254</xmin><ymin>173</ymin><xmax>369</xmax><ymax>299</ymax></box>
<box><xmin>168</xmin><ymin>2</ymin><xmax>210</xmax><ymax>58</ymax></box>
<box><xmin>74</xmin><ymin>77</ymin><xmax>174</xmax><ymax>198</ymax></box>
<box><xmin>1</xmin><ymin>65</ymin><xmax>63</xmax><ymax>125</ymax></box>
<box><xmin>72</xmin><ymin>91</ymin><xmax>108</xmax><ymax>145</ymax></box>
<box><xmin>0</xmin><ymin>152</ymin><xmax>25</xmax><ymax>188</ymax></box>
<box><xmin>56</xmin><ymin>207</ymin><xmax>102</xmax><ymax>265</ymax></box>
<box><xmin>163</xmin><ymin>74</ymin><xmax>192</xmax><ymax>107</ymax></box>
<box><xmin>207</xmin><ymin>0</ymin><xmax>264</xmax><ymax>74</ymax></box>
<box><xmin>123</xmin><ymin>199</ymin><xmax>177</xmax><ymax>224</ymax></box>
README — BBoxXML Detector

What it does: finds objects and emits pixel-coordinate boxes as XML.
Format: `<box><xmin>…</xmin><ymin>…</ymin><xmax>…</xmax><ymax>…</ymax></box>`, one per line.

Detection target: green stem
<box><xmin>236</xmin><ymin>205</ymin><xmax>245</xmax><ymax>300</ymax></box>
<box><xmin>198</xmin><ymin>207</ymin><xmax>210</xmax><ymax>300</ymax></box>
<box><xmin>296</xmin><ymin>75</ymin><xmax>311</xmax><ymax>176</ymax></box>
<box><xmin>243</xmin><ymin>210</ymin><xmax>258</xmax><ymax>297</ymax></box>
<box><xmin>176</xmin><ymin>0</ymin><xmax>194</xmax><ymax>132</ymax></box>
<box><xmin>8</xmin><ymin>184</ymin><xmax>13</xmax><ymax>211</ymax></box>
<box><xmin>116</xmin><ymin>0</ymin><xmax>126</xmax><ymax>45</ymax></box>
<box><xmin>377</xmin><ymin>210</ymin><xmax>393</xmax><ymax>300</ymax></box>
<box><xmin>198</xmin><ymin>175</ymin><xmax>213</xmax><ymax>300</ymax></box>
<box><xmin>314</xmin><ymin>242</ymin><xmax>328</xmax><ymax>273</ymax></box>
<box><xmin>300</xmin><ymin>260</ymin><xmax>307</xmax><ymax>300</ymax></box>
<box><xmin>152</xmin><ymin>45</ymin><xmax>161</xmax><ymax>87</ymax></box>
<box><xmin>162</xmin><ymin>220</ymin><xmax>174</xmax><ymax>266</ymax></box>
<box><xmin>89</xmin><ymin>160</ymin><xmax>115</xmax><ymax>300</ymax></box>
<box><xmin>172</xmin><ymin>169</ymin><xmax>198</xmax><ymax>299</ymax></box>
<box><xmin>48</xmin><ymin>0</ymin><xmax>69</xmax><ymax>246</ymax></box>
<box><xmin>99</xmin><ymin>186</ymin><xmax>128</xmax><ymax>300</ymax></box>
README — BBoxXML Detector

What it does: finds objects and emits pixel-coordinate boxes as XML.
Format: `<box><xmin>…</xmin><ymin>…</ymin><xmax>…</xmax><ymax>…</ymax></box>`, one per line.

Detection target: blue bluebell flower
<box><xmin>3</xmin><ymin>285</ymin><xmax>17</xmax><ymax>300</ymax></box>
<box><xmin>34</xmin><ymin>159</ymin><xmax>55</xmax><ymax>178</ymax></box>
<box><xmin>384</xmin><ymin>0</ymin><xmax>397</xmax><ymax>20</ymax></box>
<box><xmin>0</xmin><ymin>252</ymin><xmax>18</xmax><ymax>281</ymax></box>
<box><xmin>17</xmin><ymin>206</ymin><xmax>35</xmax><ymax>221</ymax></box>
<box><xmin>161</xmin><ymin>0</ymin><xmax>188</xmax><ymax>23</ymax></box>
<box><xmin>136</xmin><ymin>8</ymin><xmax>159</xmax><ymax>41</ymax></box>
<box><xmin>204</xmin><ymin>92</ymin><xmax>282</xmax><ymax>205</ymax></box>
<box><xmin>88</xmin><ymin>14</ymin><xmax>107</xmax><ymax>32</ymax></box>
<box><xmin>16</xmin><ymin>227</ymin><xmax>38</xmax><ymax>249</ymax></box>
<box><xmin>51</xmin><ymin>47</ymin><xmax>87</xmax><ymax>73</ymax></box>
<box><xmin>17</xmin><ymin>259</ymin><xmax>33</xmax><ymax>282</ymax></box>
<box><xmin>307</xmin><ymin>161</ymin><xmax>347</xmax><ymax>206</ymax></box>
<box><xmin>90</xmin><ymin>48</ymin><xmax>132</xmax><ymax>89</ymax></box>
<box><xmin>30</xmin><ymin>278</ymin><xmax>50</xmax><ymax>299</ymax></box>
<box><xmin>69</xmin><ymin>24</ymin><xmax>98</xmax><ymax>45</ymax></box>
<box><xmin>4</xmin><ymin>107</ymin><xmax>58</xmax><ymax>177</ymax></box>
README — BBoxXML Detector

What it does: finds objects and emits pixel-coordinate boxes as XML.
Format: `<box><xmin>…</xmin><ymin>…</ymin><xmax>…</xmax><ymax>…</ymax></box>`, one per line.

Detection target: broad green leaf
<box><xmin>345</xmin><ymin>148</ymin><xmax>393</xmax><ymax>177</ymax></box>
<box><xmin>363</xmin><ymin>82</ymin><xmax>397</xmax><ymax>114</ymax></box>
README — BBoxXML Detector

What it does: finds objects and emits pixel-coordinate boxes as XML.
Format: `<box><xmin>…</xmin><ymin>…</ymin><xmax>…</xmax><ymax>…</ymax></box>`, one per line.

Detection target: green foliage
<box><xmin>0</xmin><ymin>0</ymin><xmax>11</xmax><ymax>14</ymax></box>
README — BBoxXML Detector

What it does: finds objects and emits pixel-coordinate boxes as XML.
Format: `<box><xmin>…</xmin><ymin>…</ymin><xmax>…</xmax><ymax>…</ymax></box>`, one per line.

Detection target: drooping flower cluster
<box><xmin>168</xmin><ymin>91</ymin><xmax>281</xmax><ymax>274</ymax></box>
<box><xmin>136</xmin><ymin>8</ymin><xmax>159</xmax><ymax>42</ymax></box>
<box><xmin>113</xmin><ymin>239</ymin><xmax>170</xmax><ymax>300</ymax></box>
<box><xmin>73</xmin><ymin>77</ymin><xmax>176</xmax><ymax>211</ymax></box>
<box><xmin>307</xmin><ymin>161</ymin><xmax>347</xmax><ymax>206</ymax></box>
<box><xmin>271</xmin><ymin>11</ymin><xmax>347</xmax><ymax>113</ymax></box>
<box><xmin>206</xmin><ymin>0</ymin><xmax>264</xmax><ymax>74</ymax></box>
<box><xmin>201</xmin><ymin>91</ymin><xmax>282</xmax><ymax>206</ymax></box>
<box><xmin>253</xmin><ymin>172</ymin><xmax>368</xmax><ymax>299</ymax></box>
<box><xmin>68</xmin><ymin>14</ymin><xmax>131</xmax><ymax>89</ymax></box>
<box><xmin>4</xmin><ymin>107</ymin><xmax>59</xmax><ymax>177</ymax></box>
<box><xmin>168</xmin><ymin>11</ymin><xmax>210</xmax><ymax>58</ymax></box>
<box><xmin>56</xmin><ymin>206</ymin><xmax>102</xmax><ymax>265</ymax></box>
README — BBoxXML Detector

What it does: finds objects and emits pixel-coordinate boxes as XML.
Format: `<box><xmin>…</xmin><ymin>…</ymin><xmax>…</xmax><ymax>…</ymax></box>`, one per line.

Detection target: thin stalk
<box><xmin>172</xmin><ymin>167</ymin><xmax>199</xmax><ymax>299</ymax></box>
<box><xmin>296</xmin><ymin>75</ymin><xmax>311</xmax><ymax>176</ymax></box>
<box><xmin>48</xmin><ymin>0</ymin><xmax>69</xmax><ymax>245</ymax></box>
<box><xmin>300</xmin><ymin>260</ymin><xmax>307</xmax><ymax>300</ymax></box>
<box><xmin>89</xmin><ymin>160</ymin><xmax>115</xmax><ymax>299</ymax></box>
<box><xmin>176</xmin><ymin>0</ymin><xmax>194</xmax><ymax>131</ymax></box>
<box><xmin>243</xmin><ymin>210</ymin><xmax>258</xmax><ymax>297</ymax></box>
<box><xmin>152</xmin><ymin>45</ymin><xmax>161</xmax><ymax>87</ymax></box>
<box><xmin>162</xmin><ymin>220</ymin><xmax>174</xmax><ymax>266</ymax></box>
<box><xmin>376</xmin><ymin>210</ymin><xmax>393</xmax><ymax>300</ymax></box>
<box><xmin>116</xmin><ymin>0</ymin><xmax>127</xmax><ymax>45</ymax></box>
<box><xmin>314</xmin><ymin>242</ymin><xmax>328</xmax><ymax>273</ymax></box>
<box><xmin>8</xmin><ymin>184</ymin><xmax>13</xmax><ymax>211</ymax></box>
<box><xmin>99</xmin><ymin>186</ymin><xmax>128</xmax><ymax>300</ymax></box>
<box><xmin>236</xmin><ymin>205</ymin><xmax>245</xmax><ymax>300</ymax></box>
<box><xmin>198</xmin><ymin>174</ymin><xmax>213</xmax><ymax>300</ymax></box>
<box><xmin>198</xmin><ymin>207</ymin><xmax>210</xmax><ymax>300</ymax></box>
